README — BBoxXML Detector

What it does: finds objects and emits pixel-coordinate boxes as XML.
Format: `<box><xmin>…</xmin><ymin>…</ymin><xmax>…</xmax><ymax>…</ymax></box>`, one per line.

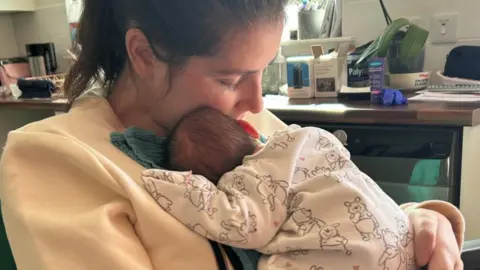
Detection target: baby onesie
<box><xmin>141</xmin><ymin>125</ymin><xmax>417</xmax><ymax>270</ymax></box>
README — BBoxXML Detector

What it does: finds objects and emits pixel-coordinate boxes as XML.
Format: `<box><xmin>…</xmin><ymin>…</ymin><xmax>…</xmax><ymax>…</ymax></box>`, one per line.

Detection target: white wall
<box><xmin>343</xmin><ymin>0</ymin><xmax>480</xmax><ymax>72</ymax></box>
<box><xmin>11</xmin><ymin>0</ymin><xmax>70</xmax><ymax>72</ymax></box>
<box><xmin>0</xmin><ymin>14</ymin><xmax>19</xmax><ymax>59</ymax></box>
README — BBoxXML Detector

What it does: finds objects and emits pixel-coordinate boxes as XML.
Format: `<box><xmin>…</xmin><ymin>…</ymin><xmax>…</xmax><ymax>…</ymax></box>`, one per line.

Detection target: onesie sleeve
<box><xmin>141</xmin><ymin>166</ymin><xmax>290</xmax><ymax>250</ymax></box>
<box><xmin>141</xmin><ymin>127</ymin><xmax>310</xmax><ymax>249</ymax></box>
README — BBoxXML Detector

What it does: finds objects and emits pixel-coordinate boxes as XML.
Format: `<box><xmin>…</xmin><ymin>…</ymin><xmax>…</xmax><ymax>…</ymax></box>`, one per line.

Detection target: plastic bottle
<box><xmin>262</xmin><ymin>47</ymin><xmax>288</xmax><ymax>95</ymax></box>
<box><xmin>67</xmin><ymin>0</ymin><xmax>82</xmax><ymax>50</ymax></box>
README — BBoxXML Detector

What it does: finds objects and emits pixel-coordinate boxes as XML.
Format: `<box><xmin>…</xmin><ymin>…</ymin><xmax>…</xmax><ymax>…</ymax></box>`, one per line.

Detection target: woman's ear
<box><xmin>125</xmin><ymin>28</ymin><xmax>157</xmax><ymax>79</ymax></box>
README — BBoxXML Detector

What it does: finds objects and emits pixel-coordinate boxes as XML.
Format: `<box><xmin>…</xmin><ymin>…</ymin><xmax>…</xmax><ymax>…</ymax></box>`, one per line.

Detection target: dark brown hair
<box><xmin>64</xmin><ymin>0</ymin><xmax>287</xmax><ymax>101</ymax></box>
<box><xmin>168</xmin><ymin>107</ymin><xmax>255</xmax><ymax>183</ymax></box>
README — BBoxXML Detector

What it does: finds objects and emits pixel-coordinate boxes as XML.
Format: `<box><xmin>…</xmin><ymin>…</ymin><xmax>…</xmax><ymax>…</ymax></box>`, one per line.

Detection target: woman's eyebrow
<box><xmin>215</xmin><ymin>68</ymin><xmax>255</xmax><ymax>75</ymax></box>
<box><xmin>215</xmin><ymin>56</ymin><xmax>277</xmax><ymax>75</ymax></box>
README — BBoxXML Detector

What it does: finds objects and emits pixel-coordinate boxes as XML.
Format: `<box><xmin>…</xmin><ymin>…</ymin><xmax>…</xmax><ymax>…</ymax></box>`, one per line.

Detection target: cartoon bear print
<box><xmin>286</xmin><ymin>246</ymin><xmax>309</xmax><ymax>256</ymax></box>
<box><xmin>224</xmin><ymin>174</ymin><xmax>249</xmax><ymax>199</ymax></box>
<box><xmin>294</xmin><ymin>167</ymin><xmax>311</xmax><ymax>183</ymax></box>
<box><xmin>325</xmin><ymin>149</ymin><xmax>348</xmax><ymax>170</ymax></box>
<box><xmin>344</xmin><ymin>197</ymin><xmax>382</xmax><ymax>241</ymax></box>
<box><xmin>141</xmin><ymin>177</ymin><xmax>173</xmax><ymax>212</ymax></box>
<box><xmin>396</xmin><ymin>217</ymin><xmax>414</xmax><ymax>248</ymax></box>
<box><xmin>181</xmin><ymin>174</ymin><xmax>218</xmax><ymax>219</ymax></box>
<box><xmin>187</xmin><ymin>223</ymin><xmax>217</xmax><ymax>241</ymax></box>
<box><xmin>315</xmin><ymin>129</ymin><xmax>333</xmax><ymax>150</ymax></box>
<box><xmin>378</xmin><ymin>229</ymin><xmax>405</xmax><ymax>270</ymax></box>
<box><xmin>331</xmin><ymin>170</ymin><xmax>352</xmax><ymax>183</ymax></box>
<box><xmin>311</xmin><ymin>166</ymin><xmax>332</xmax><ymax>178</ymax></box>
<box><xmin>141</xmin><ymin>170</ymin><xmax>175</xmax><ymax>184</ymax></box>
<box><xmin>256</xmin><ymin>174</ymin><xmax>289</xmax><ymax>211</ymax></box>
<box><xmin>268</xmin><ymin>130</ymin><xmax>296</xmax><ymax>150</ymax></box>
<box><xmin>219</xmin><ymin>212</ymin><xmax>257</xmax><ymax>245</ymax></box>
<box><xmin>405</xmin><ymin>252</ymin><xmax>416</xmax><ymax>270</ymax></box>
<box><xmin>291</xmin><ymin>208</ymin><xmax>325</xmax><ymax>236</ymax></box>
<box><xmin>318</xmin><ymin>223</ymin><xmax>352</xmax><ymax>255</ymax></box>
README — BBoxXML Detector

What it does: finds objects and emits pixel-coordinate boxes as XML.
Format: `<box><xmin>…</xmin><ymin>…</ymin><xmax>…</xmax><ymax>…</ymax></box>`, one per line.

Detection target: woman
<box><xmin>0</xmin><ymin>0</ymin><xmax>464</xmax><ymax>269</ymax></box>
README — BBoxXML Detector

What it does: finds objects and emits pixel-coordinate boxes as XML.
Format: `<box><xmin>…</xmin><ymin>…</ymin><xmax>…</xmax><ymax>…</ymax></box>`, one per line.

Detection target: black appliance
<box><xmin>25</xmin><ymin>43</ymin><xmax>57</xmax><ymax>76</ymax></box>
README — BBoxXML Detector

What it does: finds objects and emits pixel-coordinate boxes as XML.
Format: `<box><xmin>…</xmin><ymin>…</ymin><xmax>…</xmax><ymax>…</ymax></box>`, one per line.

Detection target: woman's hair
<box><xmin>64</xmin><ymin>0</ymin><xmax>287</xmax><ymax>101</ymax></box>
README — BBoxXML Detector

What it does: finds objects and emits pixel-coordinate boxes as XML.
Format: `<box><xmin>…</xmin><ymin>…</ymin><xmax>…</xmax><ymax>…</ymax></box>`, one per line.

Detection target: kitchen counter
<box><xmin>2</xmin><ymin>94</ymin><xmax>480</xmax><ymax>127</ymax></box>
<box><xmin>264</xmin><ymin>95</ymin><xmax>480</xmax><ymax>126</ymax></box>
<box><xmin>0</xmin><ymin>96</ymin><xmax>69</xmax><ymax>111</ymax></box>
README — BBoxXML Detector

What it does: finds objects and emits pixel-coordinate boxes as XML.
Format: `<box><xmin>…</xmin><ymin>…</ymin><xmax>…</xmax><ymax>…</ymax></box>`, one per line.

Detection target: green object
<box><xmin>409</xmin><ymin>160</ymin><xmax>441</xmax><ymax>203</ymax></box>
<box><xmin>0</xmin><ymin>205</ymin><xmax>17</xmax><ymax>270</ymax></box>
<box><xmin>399</xmin><ymin>24</ymin><xmax>429</xmax><ymax>61</ymax></box>
<box><xmin>110</xmin><ymin>127</ymin><xmax>168</xmax><ymax>169</ymax></box>
<box><xmin>356</xmin><ymin>18</ymin><xmax>429</xmax><ymax>65</ymax></box>
<box><xmin>410</xmin><ymin>160</ymin><xmax>441</xmax><ymax>186</ymax></box>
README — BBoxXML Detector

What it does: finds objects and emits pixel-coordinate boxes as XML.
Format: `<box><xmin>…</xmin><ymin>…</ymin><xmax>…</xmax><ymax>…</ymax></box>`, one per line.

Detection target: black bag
<box><xmin>444</xmin><ymin>45</ymin><xmax>480</xmax><ymax>81</ymax></box>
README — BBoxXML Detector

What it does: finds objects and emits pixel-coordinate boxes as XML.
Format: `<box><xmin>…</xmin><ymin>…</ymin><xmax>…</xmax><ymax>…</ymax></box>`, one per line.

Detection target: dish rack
<box><xmin>25</xmin><ymin>73</ymin><xmax>66</xmax><ymax>96</ymax></box>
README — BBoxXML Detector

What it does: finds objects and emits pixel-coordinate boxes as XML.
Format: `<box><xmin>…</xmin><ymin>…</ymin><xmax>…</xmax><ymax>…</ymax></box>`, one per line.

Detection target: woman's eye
<box><xmin>218</xmin><ymin>79</ymin><xmax>239</xmax><ymax>90</ymax></box>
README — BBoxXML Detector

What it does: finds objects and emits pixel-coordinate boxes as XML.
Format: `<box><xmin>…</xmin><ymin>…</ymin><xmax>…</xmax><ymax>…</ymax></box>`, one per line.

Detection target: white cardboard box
<box><xmin>311</xmin><ymin>44</ymin><xmax>351</xmax><ymax>97</ymax></box>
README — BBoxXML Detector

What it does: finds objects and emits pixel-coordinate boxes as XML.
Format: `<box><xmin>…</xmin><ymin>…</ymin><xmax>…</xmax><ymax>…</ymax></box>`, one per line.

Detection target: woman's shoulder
<box><xmin>18</xmin><ymin>96</ymin><xmax>122</xmax><ymax>136</ymax></box>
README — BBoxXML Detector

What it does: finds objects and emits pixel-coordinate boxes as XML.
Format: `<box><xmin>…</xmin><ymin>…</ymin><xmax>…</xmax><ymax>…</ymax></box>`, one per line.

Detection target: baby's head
<box><xmin>168</xmin><ymin>107</ymin><xmax>256</xmax><ymax>184</ymax></box>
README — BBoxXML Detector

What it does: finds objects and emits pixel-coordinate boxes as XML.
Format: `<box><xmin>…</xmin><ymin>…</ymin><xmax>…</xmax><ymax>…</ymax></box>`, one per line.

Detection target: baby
<box><xmin>142</xmin><ymin>107</ymin><xmax>417</xmax><ymax>270</ymax></box>
<box><xmin>167</xmin><ymin>107</ymin><xmax>258</xmax><ymax>183</ymax></box>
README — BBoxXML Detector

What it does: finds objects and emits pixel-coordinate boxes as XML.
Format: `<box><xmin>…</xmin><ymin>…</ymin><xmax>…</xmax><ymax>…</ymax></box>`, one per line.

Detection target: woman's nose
<box><xmin>237</xmin><ymin>73</ymin><xmax>264</xmax><ymax>114</ymax></box>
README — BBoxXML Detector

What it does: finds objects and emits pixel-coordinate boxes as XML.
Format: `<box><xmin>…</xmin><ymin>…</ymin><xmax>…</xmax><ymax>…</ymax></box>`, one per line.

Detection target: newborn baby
<box><xmin>142</xmin><ymin>108</ymin><xmax>417</xmax><ymax>270</ymax></box>
<box><xmin>168</xmin><ymin>107</ymin><xmax>258</xmax><ymax>183</ymax></box>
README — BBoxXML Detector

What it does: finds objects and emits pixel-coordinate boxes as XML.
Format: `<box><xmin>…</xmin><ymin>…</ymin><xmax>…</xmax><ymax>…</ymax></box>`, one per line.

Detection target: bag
<box><xmin>444</xmin><ymin>46</ymin><xmax>480</xmax><ymax>81</ymax></box>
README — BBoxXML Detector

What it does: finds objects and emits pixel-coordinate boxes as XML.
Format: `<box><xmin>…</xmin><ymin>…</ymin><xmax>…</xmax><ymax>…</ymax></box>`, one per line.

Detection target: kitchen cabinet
<box><xmin>0</xmin><ymin>0</ymin><xmax>35</xmax><ymax>12</ymax></box>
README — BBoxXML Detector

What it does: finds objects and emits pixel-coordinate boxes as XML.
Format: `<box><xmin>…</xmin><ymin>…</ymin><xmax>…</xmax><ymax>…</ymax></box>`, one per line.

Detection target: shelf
<box><xmin>281</xmin><ymin>36</ymin><xmax>356</xmax><ymax>57</ymax></box>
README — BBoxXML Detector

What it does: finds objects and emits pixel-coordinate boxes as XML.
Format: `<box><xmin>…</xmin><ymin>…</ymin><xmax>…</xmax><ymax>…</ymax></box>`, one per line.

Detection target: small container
<box><xmin>368</xmin><ymin>57</ymin><xmax>386</xmax><ymax>91</ymax></box>
<box><xmin>370</xmin><ymin>89</ymin><xmax>383</xmax><ymax>105</ymax></box>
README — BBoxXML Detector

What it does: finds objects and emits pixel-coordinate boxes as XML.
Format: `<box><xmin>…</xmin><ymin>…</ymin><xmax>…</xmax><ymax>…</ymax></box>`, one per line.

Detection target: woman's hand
<box><xmin>409</xmin><ymin>208</ymin><xmax>463</xmax><ymax>270</ymax></box>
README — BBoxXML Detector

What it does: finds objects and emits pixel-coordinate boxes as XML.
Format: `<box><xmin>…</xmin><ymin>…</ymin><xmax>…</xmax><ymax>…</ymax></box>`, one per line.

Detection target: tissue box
<box><xmin>311</xmin><ymin>44</ymin><xmax>350</xmax><ymax>97</ymax></box>
<box><xmin>286</xmin><ymin>56</ymin><xmax>314</xmax><ymax>98</ymax></box>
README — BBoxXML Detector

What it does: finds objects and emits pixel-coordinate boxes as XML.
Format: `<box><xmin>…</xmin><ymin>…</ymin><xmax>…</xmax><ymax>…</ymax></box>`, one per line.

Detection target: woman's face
<box><xmin>113</xmin><ymin>21</ymin><xmax>283</xmax><ymax>134</ymax></box>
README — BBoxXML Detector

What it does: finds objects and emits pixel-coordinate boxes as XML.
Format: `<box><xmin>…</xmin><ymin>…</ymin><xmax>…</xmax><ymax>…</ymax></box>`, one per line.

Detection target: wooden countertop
<box><xmin>0</xmin><ymin>96</ymin><xmax>69</xmax><ymax>111</ymax></box>
<box><xmin>264</xmin><ymin>95</ymin><xmax>480</xmax><ymax>126</ymax></box>
<box><xmin>2</xmin><ymin>94</ymin><xmax>480</xmax><ymax>127</ymax></box>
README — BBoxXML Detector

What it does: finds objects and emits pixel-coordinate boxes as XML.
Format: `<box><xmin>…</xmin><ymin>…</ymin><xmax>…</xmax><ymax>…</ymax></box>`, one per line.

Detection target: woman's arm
<box><xmin>0</xmin><ymin>132</ymin><xmax>153</xmax><ymax>270</ymax></box>
<box><xmin>1</xmin><ymin>130</ymin><xmax>223</xmax><ymax>270</ymax></box>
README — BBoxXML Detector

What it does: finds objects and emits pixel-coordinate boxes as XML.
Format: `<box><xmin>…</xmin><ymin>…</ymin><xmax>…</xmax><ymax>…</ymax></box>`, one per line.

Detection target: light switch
<box><xmin>430</xmin><ymin>13</ymin><xmax>458</xmax><ymax>44</ymax></box>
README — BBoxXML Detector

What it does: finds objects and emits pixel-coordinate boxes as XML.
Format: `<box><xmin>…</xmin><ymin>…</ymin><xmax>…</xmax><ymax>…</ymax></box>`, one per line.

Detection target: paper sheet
<box><xmin>409</xmin><ymin>92</ymin><xmax>480</xmax><ymax>102</ymax></box>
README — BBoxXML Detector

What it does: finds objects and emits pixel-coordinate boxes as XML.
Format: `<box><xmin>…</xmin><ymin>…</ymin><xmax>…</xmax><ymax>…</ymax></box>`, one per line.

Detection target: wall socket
<box><xmin>430</xmin><ymin>13</ymin><xmax>458</xmax><ymax>44</ymax></box>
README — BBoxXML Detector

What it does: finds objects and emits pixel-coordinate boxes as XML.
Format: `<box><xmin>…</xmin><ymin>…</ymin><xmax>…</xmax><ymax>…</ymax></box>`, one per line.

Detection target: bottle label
<box><xmin>368</xmin><ymin>58</ymin><xmax>385</xmax><ymax>91</ymax></box>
